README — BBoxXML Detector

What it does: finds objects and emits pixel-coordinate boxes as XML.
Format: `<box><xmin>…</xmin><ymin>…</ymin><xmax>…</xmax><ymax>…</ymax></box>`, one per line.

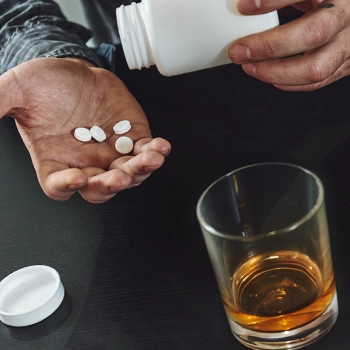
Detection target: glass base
<box><xmin>227</xmin><ymin>292</ymin><xmax>338</xmax><ymax>350</ymax></box>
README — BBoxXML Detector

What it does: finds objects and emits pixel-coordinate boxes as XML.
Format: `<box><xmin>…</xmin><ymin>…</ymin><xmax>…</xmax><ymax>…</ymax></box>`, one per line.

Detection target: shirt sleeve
<box><xmin>0</xmin><ymin>0</ymin><xmax>106</xmax><ymax>74</ymax></box>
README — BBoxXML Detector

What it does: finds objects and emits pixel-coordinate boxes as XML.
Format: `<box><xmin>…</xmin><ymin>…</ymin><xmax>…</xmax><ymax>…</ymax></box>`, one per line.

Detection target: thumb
<box><xmin>0</xmin><ymin>69</ymin><xmax>22</xmax><ymax>119</ymax></box>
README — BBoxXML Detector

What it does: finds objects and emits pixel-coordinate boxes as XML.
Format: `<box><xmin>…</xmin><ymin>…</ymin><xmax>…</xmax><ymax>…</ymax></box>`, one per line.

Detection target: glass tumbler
<box><xmin>196</xmin><ymin>163</ymin><xmax>338</xmax><ymax>350</ymax></box>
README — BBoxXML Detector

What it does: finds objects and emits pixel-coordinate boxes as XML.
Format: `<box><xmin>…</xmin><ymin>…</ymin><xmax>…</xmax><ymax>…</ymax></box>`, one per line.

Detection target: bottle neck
<box><xmin>116</xmin><ymin>2</ymin><xmax>154</xmax><ymax>70</ymax></box>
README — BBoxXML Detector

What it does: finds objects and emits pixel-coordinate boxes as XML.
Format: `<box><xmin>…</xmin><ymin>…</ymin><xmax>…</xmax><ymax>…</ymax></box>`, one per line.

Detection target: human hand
<box><xmin>0</xmin><ymin>58</ymin><xmax>171</xmax><ymax>203</ymax></box>
<box><xmin>229</xmin><ymin>0</ymin><xmax>350</xmax><ymax>91</ymax></box>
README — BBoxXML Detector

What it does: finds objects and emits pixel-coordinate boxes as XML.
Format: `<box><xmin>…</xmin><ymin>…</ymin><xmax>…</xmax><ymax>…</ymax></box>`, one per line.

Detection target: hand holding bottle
<box><xmin>229</xmin><ymin>0</ymin><xmax>350</xmax><ymax>91</ymax></box>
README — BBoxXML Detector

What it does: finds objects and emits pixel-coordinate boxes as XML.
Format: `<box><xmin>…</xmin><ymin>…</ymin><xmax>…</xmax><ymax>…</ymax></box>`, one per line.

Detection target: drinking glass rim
<box><xmin>196</xmin><ymin>162</ymin><xmax>324</xmax><ymax>241</ymax></box>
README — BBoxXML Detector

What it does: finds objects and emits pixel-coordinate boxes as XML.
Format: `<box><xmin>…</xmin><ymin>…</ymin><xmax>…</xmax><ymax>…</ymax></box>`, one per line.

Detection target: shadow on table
<box><xmin>0</xmin><ymin>292</ymin><xmax>73</xmax><ymax>341</ymax></box>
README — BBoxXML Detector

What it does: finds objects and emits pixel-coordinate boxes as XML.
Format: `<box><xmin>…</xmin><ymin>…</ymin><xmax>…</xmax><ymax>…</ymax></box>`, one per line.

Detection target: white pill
<box><xmin>74</xmin><ymin>127</ymin><xmax>91</xmax><ymax>142</ymax></box>
<box><xmin>113</xmin><ymin>120</ymin><xmax>131</xmax><ymax>134</ymax></box>
<box><xmin>115</xmin><ymin>136</ymin><xmax>133</xmax><ymax>154</ymax></box>
<box><xmin>90</xmin><ymin>125</ymin><xmax>106</xmax><ymax>142</ymax></box>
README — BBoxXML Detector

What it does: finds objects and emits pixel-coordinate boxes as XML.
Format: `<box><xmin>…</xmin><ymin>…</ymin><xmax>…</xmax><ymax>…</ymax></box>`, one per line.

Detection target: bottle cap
<box><xmin>0</xmin><ymin>265</ymin><xmax>65</xmax><ymax>327</ymax></box>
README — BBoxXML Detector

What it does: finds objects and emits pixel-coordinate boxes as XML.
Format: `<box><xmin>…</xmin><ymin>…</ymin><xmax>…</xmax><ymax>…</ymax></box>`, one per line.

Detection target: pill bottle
<box><xmin>116</xmin><ymin>0</ymin><xmax>279</xmax><ymax>76</ymax></box>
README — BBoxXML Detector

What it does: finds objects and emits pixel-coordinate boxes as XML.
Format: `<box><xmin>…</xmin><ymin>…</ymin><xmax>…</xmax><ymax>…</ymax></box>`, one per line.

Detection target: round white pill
<box><xmin>90</xmin><ymin>125</ymin><xmax>106</xmax><ymax>142</ymax></box>
<box><xmin>74</xmin><ymin>127</ymin><xmax>91</xmax><ymax>142</ymax></box>
<box><xmin>113</xmin><ymin>120</ymin><xmax>131</xmax><ymax>135</ymax></box>
<box><xmin>115</xmin><ymin>136</ymin><xmax>134</xmax><ymax>154</ymax></box>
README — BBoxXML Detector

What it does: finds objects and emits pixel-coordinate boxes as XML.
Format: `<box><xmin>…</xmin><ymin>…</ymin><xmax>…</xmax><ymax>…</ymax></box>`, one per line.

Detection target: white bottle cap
<box><xmin>0</xmin><ymin>265</ymin><xmax>65</xmax><ymax>327</ymax></box>
<box><xmin>90</xmin><ymin>126</ymin><xmax>107</xmax><ymax>142</ymax></box>
<box><xmin>115</xmin><ymin>136</ymin><xmax>134</xmax><ymax>154</ymax></box>
<box><xmin>113</xmin><ymin>120</ymin><xmax>131</xmax><ymax>135</ymax></box>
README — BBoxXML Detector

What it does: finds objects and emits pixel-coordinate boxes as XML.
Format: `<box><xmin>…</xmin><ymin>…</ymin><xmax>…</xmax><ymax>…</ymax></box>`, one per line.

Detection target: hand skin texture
<box><xmin>0</xmin><ymin>57</ymin><xmax>171</xmax><ymax>203</ymax></box>
<box><xmin>230</xmin><ymin>0</ymin><xmax>350</xmax><ymax>91</ymax></box>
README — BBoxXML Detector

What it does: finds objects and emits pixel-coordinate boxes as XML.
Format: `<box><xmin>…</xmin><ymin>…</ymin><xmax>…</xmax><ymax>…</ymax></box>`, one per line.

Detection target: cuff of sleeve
<box><xmin>48</xmin><ymin>47</ymin><xmax>104</xmax><ymax>68</ymax></box>
<box><xmin>50</xmin><ymin>43</ymin><xmax>117</xmax><ymax>72</ymax></box>
<box><xmin>0</xmin><ymin>26</ymin><xmax>105</xmax><ymax>73</ymax></box>
<box><xmin>93</xmin><ymin>43</ymin><xmax>117</xmax><ymax>73</ymax></box>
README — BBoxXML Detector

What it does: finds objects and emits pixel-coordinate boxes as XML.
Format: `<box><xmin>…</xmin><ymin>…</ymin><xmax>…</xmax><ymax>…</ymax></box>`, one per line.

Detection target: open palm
<box><xmin>0</xmin><ymin>58</ymin><xmax>170</xmax><ymax>203</ymax></box>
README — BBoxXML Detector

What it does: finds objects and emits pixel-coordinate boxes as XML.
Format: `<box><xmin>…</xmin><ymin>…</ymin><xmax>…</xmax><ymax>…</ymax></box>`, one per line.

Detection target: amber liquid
<box><xmin>223</xmin><ymin>251</ymin><xmax>335</xmax><ymax>332</ymax></box>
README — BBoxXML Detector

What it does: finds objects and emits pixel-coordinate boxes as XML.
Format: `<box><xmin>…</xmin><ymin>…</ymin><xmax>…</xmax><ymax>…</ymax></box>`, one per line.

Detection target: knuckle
<box><xmin>306</xmin><ymin>60</ymin><xmax>332</xmax><ymax>83</ymax></box>
<box><xmin>261</xmin><ymin>38</ymin><xmax>276</xmax><ymax>59</ymax></box>
<box><xmin>304</xmin><ymin>17</ymin><xmax>336</xmax><ymax>48</ymax></box>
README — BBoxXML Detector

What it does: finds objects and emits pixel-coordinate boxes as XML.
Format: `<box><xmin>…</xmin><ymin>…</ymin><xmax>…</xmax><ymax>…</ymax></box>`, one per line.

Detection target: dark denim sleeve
<box><xmin>0</xmin><ymin>0</ymin><xmax>116</xmax><ymax>74</ymax></box>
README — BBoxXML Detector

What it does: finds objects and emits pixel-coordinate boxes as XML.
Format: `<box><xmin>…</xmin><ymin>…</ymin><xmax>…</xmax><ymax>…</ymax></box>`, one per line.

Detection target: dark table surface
<box><xmin>1</xmin><ymin>23</ymin><xmax>350</xmax><ymax>350</ymax></box>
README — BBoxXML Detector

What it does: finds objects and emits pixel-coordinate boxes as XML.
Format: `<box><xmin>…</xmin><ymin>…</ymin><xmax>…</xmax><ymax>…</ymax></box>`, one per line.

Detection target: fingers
<box><xmin>77</xmin><ymin>146</ymin><xmax>167</xmax><ymax>203</ymax></box>
<box><xmin>39</xmin><ymin>161</ymin><xmax>133</xmax><ymax>204</ymax></box>
<box><xmin>237</xmin><ymin>0</ymin><xmax>306</xmax><ymax>14</ymax></box>
<box><xmin>273</xmin><ymin>58</ymin><xmax>350</xmax><ymax>91</ymax></box>
<box><xmin>237</xmin><ymin>0</ymin><xmax>325</xmax><ymax>14</ymax></box>
<box><xmin>38</xmin><ymin>160</ymin><xmax>89</xmax><ymax>201</ymax></box>
<box><xmin>38</xmin><ymin>141</ymin><xmax>169</xmax><ymax>203</ymax></box>
<box><xmin>111</xmin><ymin>149</ymin><xmax>166</xmax><ymax>186</ymax></box>
<box><xmin>230</xmin><ymin>0</ymin><xmax>350</xmax><ymax>90</ymax></box>
<box><xmin>133</xmin><ymin>137</ymin><xmax>171</xmax><ymax>157</ymax></box>
<box><xmin>78</xmin><ymin>168</ymin><xmax>132</xmax><ymax>203</ymax></box>
<box><xmin>230</xmin><ymin>3</ymin><xmax>346</xmax><ymax>64</ymax></box>
<box><xmin>241</xmin><ymin>25</ymin><xmax>350</xmax><ymax>89</ymax></box>
<box><xmin>293</xmin><ymin>1</ymin><xmax>322</xmax><ymax>12</ymax></box>
<box><xmin>78</xmin><ymin>137</ymin><xmax>171</xmax><ymax>203</ymax></box>
<box><xmin>77</xmin><ymin>148</ymin><xmax>167</xmax><ymax>203</ymax></box>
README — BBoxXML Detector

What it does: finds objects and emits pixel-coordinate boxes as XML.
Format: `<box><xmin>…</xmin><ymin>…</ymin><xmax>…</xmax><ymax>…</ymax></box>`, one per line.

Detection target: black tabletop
<box><xmin>1</xmin><ymin>42</ymin><xmax>350</xmax><ymax>350</ymax></box>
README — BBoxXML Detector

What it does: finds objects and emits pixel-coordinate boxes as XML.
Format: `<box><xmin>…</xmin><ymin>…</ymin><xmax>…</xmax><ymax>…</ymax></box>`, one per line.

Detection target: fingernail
<box><xmin>237</xmin><ymin>0</ymin><xmax>262</xmax><ymax>13</ymax></box>
<box><xmin>229</xmin><ymin>44</ymin><xmax>252</xmax><ymax>63</ymax></box>
<box><xmin>242</xmin><ymin>63</ymin><xmax>257</xmax><ymax>77</ymax></box>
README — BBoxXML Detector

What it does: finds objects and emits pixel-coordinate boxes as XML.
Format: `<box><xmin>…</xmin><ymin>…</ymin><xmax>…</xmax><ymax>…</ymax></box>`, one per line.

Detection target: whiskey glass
<box><xmin>196</xmin><ymin>163</ymin><xmax>338</xmax><ymax>349</ymax></box>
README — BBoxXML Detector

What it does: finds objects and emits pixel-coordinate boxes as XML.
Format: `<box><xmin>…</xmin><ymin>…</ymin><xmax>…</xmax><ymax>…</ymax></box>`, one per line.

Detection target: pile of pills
<box><xmin>73</xmin><ymin>120</ymin><xmax>133</xmax><ymax>154</ymax></box>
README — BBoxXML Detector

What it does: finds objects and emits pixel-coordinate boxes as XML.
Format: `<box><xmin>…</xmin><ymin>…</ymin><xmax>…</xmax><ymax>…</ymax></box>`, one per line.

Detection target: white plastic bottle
<box><xmin>116</xmin><ymin>0</ymin><xmax>279</xmax><ymax>77</ymax></box>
